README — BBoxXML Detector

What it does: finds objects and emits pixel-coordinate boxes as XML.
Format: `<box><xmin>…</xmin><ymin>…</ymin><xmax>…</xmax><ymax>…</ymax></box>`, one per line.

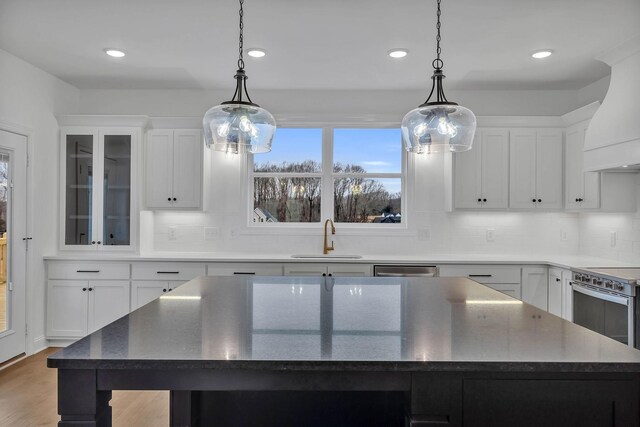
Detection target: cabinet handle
<box><xmin>537</xmin><ymin>199</ymin><xmax>542</xmax><ymax>203</ymax></box>
<box><xmin>482</xmin><ymin>198</ymin><xmax>487</xmax><ymax>202</ymax></box>
<box><xmin>173</xmin><ymin>197</ymin><xmax>177</xmax><ymax>201</ymax></box>
<box><xmin>169</xmin><ymin>288</ymin><xmax>173</xmax><ymax>291</ymax></box>
<box><xmin>167</xmin><ymin>197</ymin><xmax>171</xmax><ymax>201</ymax></box>
<box><xmin>157</xmin><ymin>271</ymin><xmax>180</xmax><ymax>274</ymax></box>
<box><xmin>88</xmin><ymin>287</ymin><xmax>93</xmax><ymax>291</ymax></box>
<box><xmin>77</xmin><ymin>270</ymin><xmax>100</xmax><ymax>273</ymax></box>
<box><xmin>91</xmin><ymin>241</ymin><xmax>96</xmax><ymax>244</ymax></box>
<box><xmin>469</xmin><ymin>274</ymin><xmax>492</xmax><ymax>277</ymax></box>
<box><xmin>82</xmin><ymin>287</ymin><xmax>87</xmax><ymax>291</ymax></box>
<box><xmin>322</xmin><ymin>273</ymin><xmax>326</xmax><ymax>277</ymax></box>
<box><xmin>96</xmin><ymin>241</ymin><xmax>101</xmax><ymax>245</ymax></box>
<box><xmin>162</xmin><ymin>288</ymin><xmax>167</xmax><ymax>292</ymax></box>
<box><xmin>409</xmin><ymin>415</ymin><xmax>450</xmax><ymax>425</ymax></box>
<box><xmin>532</xmin><ymin>199</ymin><xmax>536</xmax><ymax>203</ymax></box>
<box><xmin>328</xmin><ymin>273</ymin><xmax>333</xmax><ymax>277</ymax></box>
<box><xmin>556</xmin><ymin>278</ymin><xmax>561</xmax><ymax>282</ymax></box>
<box><xmin>477</xmin><ymin>198</ymin><xmax>482</xmax><ymax>202</ymax></box>
<box><xmin>578</xmin><ymin>198</ymin><xmax>583</xmax><ymax>202</ymax></box>
<box><xmin>233</xmin><ymin>272</ymin><xmax>256</xmax><ymax>275</ymax></box>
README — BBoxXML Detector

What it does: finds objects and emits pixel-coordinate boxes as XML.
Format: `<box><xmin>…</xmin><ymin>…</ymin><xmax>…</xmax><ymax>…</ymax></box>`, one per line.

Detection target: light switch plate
<box><xmin>168</xmin><ymin>226</ymin><xmax>177</xmax><ymax>240</ymax></box>
<box><xmin>486</xmin><ymin>228</ymin><xmax>495</xmax><ymax>242</ymax></box>
<box><xmin>560</xmin><ymin>229</ymin><xmax>568</xmax><ymax>241</ymax></box>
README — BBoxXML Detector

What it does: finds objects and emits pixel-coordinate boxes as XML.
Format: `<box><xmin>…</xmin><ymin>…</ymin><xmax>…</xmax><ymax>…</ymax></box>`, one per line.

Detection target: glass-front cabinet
<box><xmin>61</xmin><ymin>127</ymin><xmax>138</xmax><ymax>251</ymax></box>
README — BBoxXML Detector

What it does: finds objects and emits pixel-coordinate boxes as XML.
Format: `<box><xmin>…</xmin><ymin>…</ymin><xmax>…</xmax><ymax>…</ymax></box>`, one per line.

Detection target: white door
<box><xmin>88</xmin><ymin>280</ymin><xmax>130</xmax><ymax>333</ymax></box>
<box><xmin>509</xmin><ymin>129</ymin><xmax>537</xmax><ymax>209</ymax></box>
<box><xmin>146</xmin><ymin>130</ymin><xmax>174</xmax><ymax>208</ymax></box>
<box><xmin>0</xmin><ymin>130</ymin><xmax>28</xmax><ymax>362</ymax></box>
<box><xmin>535</xmin><ymin>129</ymin><xmax>563</xmax><ymax>209</ymax></box>
<box><xmin>453</xmin><ymin>132</ymin><xmax>482</xmax><ymax>209</ymax></box>
<box><xmin>522</xmin><ymin>267</ymin><xmax>549</xmax><ymax>311</ymax></box>
<box><xmin>46</xmin><ymin>280</ymin><xmax>88</xmax><ymax>339</ymax></box>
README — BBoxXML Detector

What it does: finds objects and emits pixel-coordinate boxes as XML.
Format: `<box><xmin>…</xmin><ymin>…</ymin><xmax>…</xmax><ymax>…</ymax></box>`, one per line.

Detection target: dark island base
<box><xmin>185</xmin><ymin>391</ymin><xmax>405</xmax><ymax>427</ymax></box>
<box><xmin>57</xmin><ymin>369</ymin><xmax>640</xmax><ymax>427</ymax></box>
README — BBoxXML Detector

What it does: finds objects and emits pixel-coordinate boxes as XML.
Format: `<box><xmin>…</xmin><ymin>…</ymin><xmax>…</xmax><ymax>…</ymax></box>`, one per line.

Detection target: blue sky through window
<box><xmin>253</xmin><ymin>128</ymin><xmax>322</xmax><ymax>170</ymax></box>
<box><xmin>333</xmin><ymin>128</ymin><xmax>402</xmax><ymax>174</ymax></box>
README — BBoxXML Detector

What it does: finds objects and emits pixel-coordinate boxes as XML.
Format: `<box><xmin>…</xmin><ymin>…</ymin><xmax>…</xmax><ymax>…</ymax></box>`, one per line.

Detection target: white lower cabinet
<box><xmin>46</xmin><ymin>279</ymin><xmax>130</xmax><ymax>338</ymax></box>
<box><xmin>131</xmin><ymin>280</ymin><xmax>185</xmax><ymax>310</ymax></box>
<box><xmin>283</xmin><ymin>263</ymin><xmax>372</xmax><ymax>277</ymax></box>
<box><xmin>131</xmin><ymin>262</ymin><xmax>206</xmax><ymax>310</ymax></box>
<box><xmin>561</xmin><ymin>269</ymin><xmax>573</xmax><ymax>321</ymax></box>
<box><xmin>521</xmin><ymin>267</ymin><xmax>549</xmax><ymax>311</ymax></box>
<box><xmin>438</xmin><ymin>265</ymin><xmax>522</xmax><ymax>299</ymax></box>
<box><xmin>207</xmin><ymin>262</ymin><xmax>284</xmax><ymax>276</ymax></box>
<box><xmin>548</xmin><ymin>268</ymin><xmax>563</xmax><ymax>317</ymax></box>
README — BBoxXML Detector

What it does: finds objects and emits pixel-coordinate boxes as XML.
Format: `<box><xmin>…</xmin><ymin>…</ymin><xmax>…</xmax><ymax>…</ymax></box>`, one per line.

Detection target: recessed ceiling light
<box><xmin>247</xmin><ymin>48</ymin><xmax>267</xmax><ymax>58</ymax></box>
<box><xmin>388</xmin><ymin>48</ymin><xmax>409</xmax><ymax>59</ymax></box>
<box><xmin>104</xmin><ymin>49</ymin><xmax>125</xmax><ymax>58</ymax></box>
<box><xmin>531</xmin><ymin>49</ymin><xmax>553</xmax><ymax>59</ymax></box>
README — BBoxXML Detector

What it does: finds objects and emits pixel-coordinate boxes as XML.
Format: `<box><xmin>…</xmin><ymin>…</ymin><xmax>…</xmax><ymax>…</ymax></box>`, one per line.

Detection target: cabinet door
<box><xmin>481</xmin><ymin>129</ymin><xmax>509</xmax><ymax>209</ymax></box>
<box><xmin>548</xmin><ymin>268</ymin><xmax>563</xmax><ymax>316</ymax></box>
<box><xmin>328</xmin><ymin>263</ymin><xmax>372</xmax><ymax>277</ymax></box>
<box><xmin>566</xmin><ymin>122</ymin><xmax>600</xmax><ymax>210</ymax></box>
<box><xmin>46</xmin><ymin>280</ymin><xmax>88</xmax><ymax>338</ymax></box>
<box><xmin>131</xmin><ymin>281</ymin><xmax>168</xmax><ymax>310</ymax></box>
<box><xmin>146</xmin><ymin>130</ymin><xmax>174</xmax><ymax>208</ymax></box>
<box><xmin>88</xmin><ymin>280</ymin><xmax>130</xmax><ymax>333</ymax></box>
<box><xmin>100</xmin><ymin>131</ymin><xmax>134</xmax><ymax>247</ymax></box>
<box><xmin>172</xmin><ymin>130</ymin><xmax>202</xmax><ymax>209</ymax></box>
<box><xmin>561</xmin><ymin>269</ymin><xmax>573</xmax><ymax>321</ymax></box>
<box><xmin>509</xmin><ymin>129</ymin><xmax>537</xmax><ymax>209</ymax></box>
<box><xmin>535</xmin><ymin>129</ymin><xmax>563</xmax><ymax>209</ymax></box>
<box><xmin>62</xmin><ymin>132</ymin><xmax>98</xmax><ymax>248</ymax></box>
<box><xmin>453</xmin><ymin>132</ymin><xmax>482</xmax><ymax>209</ymax></box>
<box><xmin>284</xmin><ymin>264</ymin><xmax>327</xmax><ymax>276</ymax></box>
<box><xmin>521</xmin><ymin>267</ymin><xmax>548</xmax><ymax>311</ymax></box>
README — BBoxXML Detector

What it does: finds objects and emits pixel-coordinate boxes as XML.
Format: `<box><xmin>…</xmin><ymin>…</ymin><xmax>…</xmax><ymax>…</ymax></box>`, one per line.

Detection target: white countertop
<box><xmin>42</xmin><ymin>252</ymin><xmax>639</xmax><ymax>270</ymax></box>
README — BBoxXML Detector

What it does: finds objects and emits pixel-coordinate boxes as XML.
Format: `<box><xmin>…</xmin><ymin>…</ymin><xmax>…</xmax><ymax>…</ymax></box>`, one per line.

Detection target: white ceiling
<box><xmin>1</xmin><ymin>0</ymin><xmax>639</xmax><ymax>91</ymax></box>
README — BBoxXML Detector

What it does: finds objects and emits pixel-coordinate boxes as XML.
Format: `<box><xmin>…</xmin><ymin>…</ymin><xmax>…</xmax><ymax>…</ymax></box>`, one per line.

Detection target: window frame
<box><xmin>246</xmin><ymin>125</ymin><xmax>409</xmax><ymax>232</ymax></box>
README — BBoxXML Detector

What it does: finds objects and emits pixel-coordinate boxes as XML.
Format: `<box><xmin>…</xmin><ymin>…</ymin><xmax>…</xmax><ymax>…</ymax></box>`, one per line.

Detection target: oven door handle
<box><xmin>572</xmin><ymin>283</ymin><xmax>630</xmax><ymax>306</ymax></box>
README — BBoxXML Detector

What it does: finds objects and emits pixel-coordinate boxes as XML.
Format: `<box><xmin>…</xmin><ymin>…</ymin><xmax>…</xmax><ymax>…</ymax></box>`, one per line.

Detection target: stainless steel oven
<box><xmin>571</xmin><ymin>269</ymin><xmax>639</xmax><ymax>349</ymax></box>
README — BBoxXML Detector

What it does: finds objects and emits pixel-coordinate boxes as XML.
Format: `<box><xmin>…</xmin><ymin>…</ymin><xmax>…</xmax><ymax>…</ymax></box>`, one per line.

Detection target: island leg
<box><xmin>58</xmin><ymin>369</ymin><xmax>112</xmax><ymax>427</ymax></box>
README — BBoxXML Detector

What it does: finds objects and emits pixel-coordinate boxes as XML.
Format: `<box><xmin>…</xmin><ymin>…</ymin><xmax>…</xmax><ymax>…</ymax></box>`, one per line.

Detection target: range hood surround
<box><xmin>584</xmin><ymin>35</ymin><xmax>640</xmax><ymax>172</ymax></box>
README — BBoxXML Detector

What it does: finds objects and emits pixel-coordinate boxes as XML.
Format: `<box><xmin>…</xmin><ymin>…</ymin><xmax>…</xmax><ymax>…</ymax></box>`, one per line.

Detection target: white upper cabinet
<box><xmin>60</xmin><ymin>126</ymin><xmax>139</xmax><ymax>251</ymax></box>
<box><xmin>509</xmin><ymin>129</ymin><xmax>563</xmax><ymax>209</ymax></box>
<box><xmin>454</xmin><ymin>129</ymin><xmax>509</xmax><ymax>209</ymax></box>
<box><xmin>146</xmin><ymin>129</ymin><xmax>203</xmax><ymax>209</ymax></box>
<box><xmin>565</xmin><ymin>121</ymin><xmax>600</xmax><ymax>210</ymax></box>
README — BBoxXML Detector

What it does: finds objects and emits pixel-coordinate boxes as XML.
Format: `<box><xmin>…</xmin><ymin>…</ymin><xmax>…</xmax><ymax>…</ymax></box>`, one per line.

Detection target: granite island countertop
<box><xmin>48</xmin><ymin>276</ymin><xmax>640</xmax><ymax>372</ymax></box>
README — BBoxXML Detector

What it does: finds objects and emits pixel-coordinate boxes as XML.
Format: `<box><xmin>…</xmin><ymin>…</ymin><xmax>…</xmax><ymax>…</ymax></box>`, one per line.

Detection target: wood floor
<box><xmin>0</xmin><ymin>348</ymin><xmax>169</xmax><ymax>426</ymax></box>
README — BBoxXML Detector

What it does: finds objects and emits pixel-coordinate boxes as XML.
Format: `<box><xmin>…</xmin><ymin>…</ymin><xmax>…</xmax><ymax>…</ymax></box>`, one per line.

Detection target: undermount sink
<box><xmin>291</xmin><ymin>254</ymin><xmax>363</xmax><ymax>259</ymax></box>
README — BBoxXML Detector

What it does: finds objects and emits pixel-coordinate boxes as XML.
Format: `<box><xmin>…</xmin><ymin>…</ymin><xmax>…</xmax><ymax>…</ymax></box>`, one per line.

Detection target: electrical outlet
<box><xmin>486</xmin><ymin>228</ymin><xmax>495</xmax><ymax>242</ymax></box>
<box><xmin>229</xmin><ymin>228</ymin><xmax>238</xmax><ymax>239</ymax></box>
<box><xmin>610</xmin><ymin>231</ymin><xmax>617</xmax><ymax>247</ymax></box>
<box><xmin>168</xmin><ymin>226</ymin><xmax>177</xmax><ymax>240</ymax></box>
<box><xmin>560</xmin><ymin>229</ymin><xmax>568</xmax><ymax>241</ymax></box>
<box><xmin>418</xmin><ymin>228</ymin><xmax>430</xmax><ymax>241</ymax></box>
<box><xmin>204</xmin><ymin>227</ymin><xmax>219</xmax><ymax>240</ymax></box>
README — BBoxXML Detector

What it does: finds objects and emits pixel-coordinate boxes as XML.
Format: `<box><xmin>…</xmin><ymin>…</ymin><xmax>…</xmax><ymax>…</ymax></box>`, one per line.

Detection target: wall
<box><xmin>579</xmin><ymin>174</ymin><xmax>640</xmax><ymax>263</ymax></box>
<box><xmin>0</xmin><ymin>49</ymin><xmax>80</xmax><ymax>352</ymax></box>
<box><xmin>74</xmin><ymin>87</ymin><xmax>602</xmax><ymax>258</ymax></box>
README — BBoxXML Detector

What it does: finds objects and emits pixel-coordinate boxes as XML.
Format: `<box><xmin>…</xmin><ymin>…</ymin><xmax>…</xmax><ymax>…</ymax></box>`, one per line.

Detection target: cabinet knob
<box><xmin>88</xmin><ymin>287</ymin><xmax>93</xmax><ymax>291</ymax></box>
<box><xmin>173</xmin><ymin>197</ymin><xmax>177</xmax><ymax>201</ymax></box>
<box><xmin>556</xmin><ymin>278</ymin><xmax>561</xmax><ymax>282</ymax></box>
<box><xmin>578</xmin><ymin>198</ymin><xmax>583</xmax><ymax>202</ymax></box>
<box><xmin>575</xmin><ymin>198</ymin><xmax>579</xmax><ymax>202</ymax></box>
<box><xmin>477</xmin><ymin>198</ymin><xmax>482</xmax><ymax>202</ymax></box>
<box><xmin>163</xmin><ymin>288</ymin><xmax>167</xmax><ymax>292</ymax></box>
<box><xmin>537</xmin><ymin>199</ymin><xmax>542</xmax><ymax>203</ymax></box>
<box><xmin>532</xmin><ymin>199</ymin><xmax>536</xmax><ymax>203</ymax></box>
<box><xmin>322</xmin><ymin>273</ymin><xmax>326</xmax><ymax>277</ymax></box>
<box><xmin>482</xmin><ymin>198</ymin><xmax>487</xmax><ymax>202</ymax></box>
<box><xmin>169</xmin><ymin>288</ymin><xmax>173</xmax><ymax>291</ymax></box>
<box><xmin>82</xmin><ymin>287</ymin><xmax>87</xmax><ymax>291</ymax></box>
<box><xmin>167</xmin><ymin>197</ymin><xmax>171</xmax><ymax>201</ymax></box>
<box><xmin>96</xmin><ymin>241</ymin><xmax>101</xmax><ymax>245</ymax></box>
<box><xmin>91</xmin><ymin>241</ymin><xmax>96</xmax><ymax>244</ymax></box>
<box><xmin>328</xmin><ymin>273</ymin><xmax>333</xmax><ymax>277</ymax></box>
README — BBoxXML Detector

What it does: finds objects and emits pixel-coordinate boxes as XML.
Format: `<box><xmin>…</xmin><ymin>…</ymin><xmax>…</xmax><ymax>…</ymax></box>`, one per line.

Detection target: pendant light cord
<box><xmin>238</xmin><ymin>0</ymin><xmax>245</xmax><ymax>70</ymax></box>
<box><xmin>433</xmin><ymin>0</ymin><xmax>443</xmax><ymax>70</ymax></box>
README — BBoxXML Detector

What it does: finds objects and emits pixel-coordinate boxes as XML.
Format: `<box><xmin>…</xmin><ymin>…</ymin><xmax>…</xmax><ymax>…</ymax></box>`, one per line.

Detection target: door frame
<box><xmin>0</xmin><ymin>120</ymin><xmax>35</xmax><ymax>357</ymax></box>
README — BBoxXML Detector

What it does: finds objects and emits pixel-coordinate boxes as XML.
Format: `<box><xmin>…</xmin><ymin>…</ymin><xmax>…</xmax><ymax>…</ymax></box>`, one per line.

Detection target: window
<box><xmin>250</xmin><ymin>127</ymin><xmax>405</xmax><ymax>225</ymax></box>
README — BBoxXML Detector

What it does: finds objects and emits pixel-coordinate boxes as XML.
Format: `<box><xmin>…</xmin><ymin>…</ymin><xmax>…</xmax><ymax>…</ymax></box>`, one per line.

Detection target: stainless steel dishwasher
<box><xmin>373</xmin><ymin>265</ymin><xmax>438</xmax><ymax>277</ymax></box>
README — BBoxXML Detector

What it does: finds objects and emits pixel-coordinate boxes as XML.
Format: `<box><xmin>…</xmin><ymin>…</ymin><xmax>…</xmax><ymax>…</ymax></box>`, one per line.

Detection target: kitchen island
<box><xmin>48</xmin><ymin>276</ymin><xmax>640</xmax><ymax>427</ymax></box>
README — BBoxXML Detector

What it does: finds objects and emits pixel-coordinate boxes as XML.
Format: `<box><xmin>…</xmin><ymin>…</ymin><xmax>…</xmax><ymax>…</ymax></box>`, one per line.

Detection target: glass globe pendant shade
<box><xmin>401</xmin><ymin>103</ymin><xmax>476</xmax><ymax>154</ymax></box>
<box><xmin>203</xmin><ymin>102</ymin><xmax>276</xmax><ymax>154</ymax></box>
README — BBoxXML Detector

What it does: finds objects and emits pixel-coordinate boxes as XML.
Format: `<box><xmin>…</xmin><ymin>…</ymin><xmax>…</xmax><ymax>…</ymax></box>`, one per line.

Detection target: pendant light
<box><xmin>401</xmin><ymin>0</ymin><xmax>476</xmax><ymax>154</ymax></box>
<box><xmin>203</xmin><ymin>0</ymin><xmax>276</xmax><ymax>154</ymax></box>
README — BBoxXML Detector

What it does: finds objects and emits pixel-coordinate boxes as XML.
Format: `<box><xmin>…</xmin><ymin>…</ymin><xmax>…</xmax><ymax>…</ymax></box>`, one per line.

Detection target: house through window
<box><xmin>251</xmin><ymin>128</ymin><xmax>404</xmax><ymax>225</ymax></box>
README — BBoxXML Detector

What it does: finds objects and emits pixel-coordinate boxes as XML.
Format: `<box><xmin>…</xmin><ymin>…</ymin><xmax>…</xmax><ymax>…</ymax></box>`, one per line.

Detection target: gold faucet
<box><xmin>323</xmin><ymin>219</ymin><xmax>336</xmax><ymax>254</ymax></box>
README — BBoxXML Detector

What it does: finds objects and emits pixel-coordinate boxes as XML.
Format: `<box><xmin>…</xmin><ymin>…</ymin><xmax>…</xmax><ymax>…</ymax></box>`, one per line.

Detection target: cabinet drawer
<box><xmin>132</xmin><ymin>262</ymin><xmax>206</xmax><ymax>280</ymax></box>
<box><xmin>438</xmin><ymin>265</ymin><xmax>521</xmax><ymax>284</ymax></box>
<box><xmin>47</xmin><ymin>262</ymin><xmax>130</xmax><ymax>280</ymax></box>
<box><xmin>484</xmin><ymin>283</ymin><xmax>521</xmax><ymax>300</ymax></box>
<box><xmin>207</xmin><ymin>263</ymin><xmax>284</xmax><ymax>276</ymax></box>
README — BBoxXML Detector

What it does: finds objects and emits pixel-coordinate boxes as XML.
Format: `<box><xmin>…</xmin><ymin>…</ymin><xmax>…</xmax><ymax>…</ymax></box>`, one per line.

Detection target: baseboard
<box><xmin>31</xmin><ymin>335</ymin><xmax>47</xmax><ymax>355</ymax></box>
<box><xmin>46</xmin><ymin>339</ymin><xmax>77</xmax><ymax>348</ymax></box>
